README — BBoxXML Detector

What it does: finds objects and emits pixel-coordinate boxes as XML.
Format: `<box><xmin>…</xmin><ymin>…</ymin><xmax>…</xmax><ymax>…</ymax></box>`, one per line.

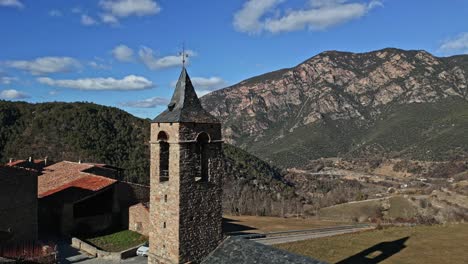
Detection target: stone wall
<box><xmin>71</xmin><ymin>237</ymin><xmax>144</xmax><ymax>260</ymax></box>
<box><xmin>115</xmin><ymin>181</ymin><xmax>150</xmax><ymax>227</ymax></box>
<box><xmin>178</xmin><ymin>140</ymin><xmax>224</xmax><ymax>263</ymax></box>
<box><xmin>0</xmin><ymin>167</ymin><xmax>38</xmax><ymax>243</ymax></box>
<box><xmin>115</xmin><ymin>182</ymin><xmax>150</xmax><ymax>206</ymax></box>
<box><xmin>149</xmin><ymin>122</ymin><xmax>181</xmax><ymax>264</ymax></box>
<box><xmin>129</xmin><ymin>203</ymin><xmax>150</xmax><ymax>236</ymax></box>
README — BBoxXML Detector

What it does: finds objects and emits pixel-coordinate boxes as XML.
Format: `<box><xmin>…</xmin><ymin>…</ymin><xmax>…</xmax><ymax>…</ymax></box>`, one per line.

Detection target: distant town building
<box><xmin>0</xmin><ymin>166</ymin><xmax>38</xmax><ymax>243</ymax></box>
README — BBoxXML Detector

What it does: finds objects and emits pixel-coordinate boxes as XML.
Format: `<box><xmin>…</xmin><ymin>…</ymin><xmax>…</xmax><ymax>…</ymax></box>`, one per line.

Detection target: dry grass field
<box><xmin>223</xmin><ymin>215</ymin><xmax>348</xmax><ymax>234</ymax></box>
<box><xmin>276</xmin><ymin>224</ymin><xmax>468</xmax><ymax>264</ymax></box>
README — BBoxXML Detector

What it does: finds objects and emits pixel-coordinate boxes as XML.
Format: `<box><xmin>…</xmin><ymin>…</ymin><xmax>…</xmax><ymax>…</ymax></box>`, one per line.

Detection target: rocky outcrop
<box><xmin>201</xmin><ymin>48</ymin><xmax>468</xmax><ymax>166</ymax></box>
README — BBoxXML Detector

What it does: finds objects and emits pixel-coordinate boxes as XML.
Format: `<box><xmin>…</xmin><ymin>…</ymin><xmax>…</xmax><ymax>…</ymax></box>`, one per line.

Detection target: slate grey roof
<box><xmin>201</xmin><ymin>237</ymin><xmax>328</xmax><ymax>264</ymax></box>
<box><xmin>153</xmin><ymin>67</ymin><xmax>220</xmax><ymax>123</ymax></box>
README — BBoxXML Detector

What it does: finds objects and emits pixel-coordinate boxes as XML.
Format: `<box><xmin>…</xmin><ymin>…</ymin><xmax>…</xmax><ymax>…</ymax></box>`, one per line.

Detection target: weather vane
<box><xmin>179</xmin><ymin>43</ymin><xmax>189</xmax><ymax>67</ymax></box>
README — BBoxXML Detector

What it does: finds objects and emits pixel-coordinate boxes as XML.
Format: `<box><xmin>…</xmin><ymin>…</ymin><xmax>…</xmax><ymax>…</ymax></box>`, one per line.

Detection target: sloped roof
<box><xmin>38</xmin><ymin>161</ymin><xmax>117</xmax><ymax>198</ymax></box>
<box><xmin>6</xmin><ymin>159</ymin><xmax>50</xmax><ymax>172</ymax></box>
<box><xmin>202</xmin><ymin>237</ymin><xmax>327</xmax><ymax>264</ymax></box>
<box><xmin>153</xmin><ymin>67</ymin><xmax>219</xmax><ymax>123</ymax></box>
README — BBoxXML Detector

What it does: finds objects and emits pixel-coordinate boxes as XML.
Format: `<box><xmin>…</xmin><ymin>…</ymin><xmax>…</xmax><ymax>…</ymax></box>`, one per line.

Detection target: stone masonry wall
<box><xmin>129</xmin><ymin>203</ymin><xmax>150</xmax><ymax>236</ymax></box>
<box><xmin>149</xmin><ymin>122</ymin><xmax>181</xmax><ymax>264</ymax></box>
<box><xmin>178</xmin><ymin>140</ymin><xmax>223</xmax><ymax>263</ymax></box>
<box><xmin>0</xmin><ymin>167</ymin><xmax>38</xmax><ymax>243</ymax></box>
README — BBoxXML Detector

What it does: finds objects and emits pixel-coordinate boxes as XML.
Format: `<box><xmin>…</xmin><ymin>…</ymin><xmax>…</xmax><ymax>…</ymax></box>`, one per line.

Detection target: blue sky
<box><xmin>1</xmin><ymin>0</ymin><xmax>468</xmax><ymax>119</ymax></box>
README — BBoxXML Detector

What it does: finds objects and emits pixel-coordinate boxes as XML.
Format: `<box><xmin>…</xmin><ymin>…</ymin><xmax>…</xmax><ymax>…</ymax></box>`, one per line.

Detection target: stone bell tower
<box><xmin>149</xmin><ymin>67</ymin><xmax>224</xmax><ymax>264</ymax></box>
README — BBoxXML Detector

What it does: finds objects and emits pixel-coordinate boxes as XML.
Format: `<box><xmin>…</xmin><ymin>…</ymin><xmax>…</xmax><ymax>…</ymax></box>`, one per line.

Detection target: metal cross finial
<box><xmin>179</xmin><ymin>44</ymin><xmax>189</xmax><ymax>67</ymax></box>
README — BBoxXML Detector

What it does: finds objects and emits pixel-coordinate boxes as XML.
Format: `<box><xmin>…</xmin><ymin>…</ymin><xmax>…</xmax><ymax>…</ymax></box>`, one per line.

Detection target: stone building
<box><xmin>149</xmin><ymin>67</ymin><xmax>224</xmax><ymax>264</ymax></box>
<box><xmin>0</xmin><ymin>166</ymin><xmax>38</xmax><ymax>243</ymax></box>
<box><xmin>128</xmin><ymin>203</ymin><xmax>150</xmax><ymax>236</ymax></box>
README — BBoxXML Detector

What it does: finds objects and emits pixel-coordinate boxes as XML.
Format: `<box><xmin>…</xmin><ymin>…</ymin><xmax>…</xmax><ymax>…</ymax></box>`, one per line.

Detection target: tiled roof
<box><xmin>6</xmin><ymin>159</ymin><xmax>45</xmax><ymax>167</ymax></box>
<box><xmin>202</xmin><ymin>237</ymin><xmax>327</xmax><ymax>264</ymax></box>
<box><xmin>38</xmin><ymin>161</ymin><xmax>117</xmax><ymax>198</ymax></box>
<box><xmin>6</xmin><ymin>160</ymin><xmax>26</xmax><ymax>167</ymax></box>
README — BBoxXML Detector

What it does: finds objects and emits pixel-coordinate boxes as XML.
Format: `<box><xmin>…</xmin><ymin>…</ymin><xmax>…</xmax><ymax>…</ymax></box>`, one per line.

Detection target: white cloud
<box><xmin>71</xmin><ymin>7</ymin><xmax>82</xmax><ymax>14</ymax></box>
<box><xmin>100</xmin><ymin>13</ymin><xmax>119</xmax><ymax>24</ymax></box>
<box><xmin>89</xmin><ymin>61</ymin><xmax>111</xmax><ymax>70</ymax></box>
<box><xmin>0</xmin><ymin>0</ymin><xmax>23</xmax><ymax>8</ymax></box>
<box><xmin>112</xmin><ymin>45</ymin><xmax>134</xmax><ymax>62</ymax></box>
<box><xmin>81</xmin><ymin>14</ymin><xmax>98</xmax><ymax>26</ymax></box>
<box><xmin>0</xmin><ymin>73</ymin><xmax>17</xmax><ymax>85</ymax></box>
<box><xmin>138</xmin><ymin>46</ymin><xmax>196</xmax><ymax>70</ymax></box>
<box><xmin>99</xmin><ymin>0</ymin><xmax>160</xmax><ymax>23</ymax></box>
<box><xmin>120</xmin><ymin>96</ymin><xmax>168</xmax><ymax>108</ymax></box>
<box><xmin>4</xmin><ymin>57</ymin><xmax>81</xmax><ymax>75</ymax></box>
<box><xmin>440</xmin><ymin>33</ymin><xmax>468</xmax><ymax>54</ymax></box>
<box><xmin>233</xmin><ymin>0</ymin><xmax>382</xmax><ymax>34</ymax></box>
<box><xmin>49</xmin><ymin>9</ymin><xmax>62</xmax><ymax>17</ymax></box>
<box><xmin>37</xmin><ymin>75</ymin><xmax>154</xmax><ymax>91</ymax></box>
<box><xmin>233</xmin><ymin>0</ymin><xmax>282</xmax><ymax>34</ymax></box>
<box><xmin>0</xmin><ymin>89</ymin><xmax>29</xmax><ymax>99</ymax></box>
<box><xmin>171</xmin><ymin>76</ymin><xmax>227</xmax><ymax>91</ymax></box>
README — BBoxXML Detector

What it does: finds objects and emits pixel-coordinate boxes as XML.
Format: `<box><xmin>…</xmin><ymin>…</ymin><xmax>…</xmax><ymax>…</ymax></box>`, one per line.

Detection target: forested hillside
<box><xmin>0</xmin><ymin>101</ymin><xmax>150</xmax><ymax>182</ymax></box>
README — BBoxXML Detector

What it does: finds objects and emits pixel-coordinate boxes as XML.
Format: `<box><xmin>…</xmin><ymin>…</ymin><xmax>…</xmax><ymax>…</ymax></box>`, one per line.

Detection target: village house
<box><xmin>37</xmin><ymin>161</ymin><xmax>149</xmax><ymax>236</ymax></box>
<box><xmin>0</xmin><ymin>166</ymin><xmax>38</xmax><ymax>243</ymax></box>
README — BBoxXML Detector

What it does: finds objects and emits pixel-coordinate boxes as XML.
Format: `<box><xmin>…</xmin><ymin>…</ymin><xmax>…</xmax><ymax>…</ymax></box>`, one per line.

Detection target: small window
<box><xmin>135</xmin><ymin>222</ymin><xmax>142</xmax><ymax>231</ymax></box>
<box><xmin>195</xmin><ymin>132</ymin><xmax>210</xmax><ymax>182</ymax></box>
<box><xmin>164</xmin><ymin>195</ymin><xmax>167</xmax><ymax>202</ymax></box>
<box><xmin>163</xmin><ymin>222</ymin><xmax>166</xmax><ymax>228</ymax></box>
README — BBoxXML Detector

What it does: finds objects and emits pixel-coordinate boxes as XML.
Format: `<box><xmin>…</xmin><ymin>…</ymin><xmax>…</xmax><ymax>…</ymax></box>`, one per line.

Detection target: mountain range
<box><xmin>201</xmin><ymin>48</ymin><xmax>468</xmax><ymax>168</ymax></box>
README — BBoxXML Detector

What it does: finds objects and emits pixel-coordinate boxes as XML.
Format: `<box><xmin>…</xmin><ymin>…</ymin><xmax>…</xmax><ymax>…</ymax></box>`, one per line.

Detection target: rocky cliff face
<box><xmin>201</xmin><ymin>48</ymin><xmax>468</xmax><ymax>167</ymax></box>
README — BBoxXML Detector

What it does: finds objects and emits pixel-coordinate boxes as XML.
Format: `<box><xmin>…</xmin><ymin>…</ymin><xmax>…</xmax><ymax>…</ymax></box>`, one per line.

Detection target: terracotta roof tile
<box><xmin>38</xmin><ymin>161</ymin><xmax>117</xmax><ymax>198</ymax></box>
<box><xmin>6</xmin><ymin>160</ymin><xmax>26</xmax><ymax>167</ymax></box>
<box><xmin>39</xmin><ymin>174</ymin><xmax>116</xmax><ymax>198</ymax></box>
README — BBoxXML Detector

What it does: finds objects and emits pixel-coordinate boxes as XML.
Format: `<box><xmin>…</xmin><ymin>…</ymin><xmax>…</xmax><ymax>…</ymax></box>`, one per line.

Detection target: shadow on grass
<box><xmin>336</xmin><ymin>237</ymin><xmax>409</xmax><ymax>264</ymax></box>
<box><xmin>222</xmin><ymin>217</ymin><xmax>258</xmax><ymax>236</ymax></box>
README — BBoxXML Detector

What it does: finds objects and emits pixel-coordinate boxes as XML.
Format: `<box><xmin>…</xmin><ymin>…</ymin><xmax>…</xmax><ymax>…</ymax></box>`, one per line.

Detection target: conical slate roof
<box><xmin>153</xmin><ymin>67</ymin><xmax>220</xmax><ymax>123</ymax></box>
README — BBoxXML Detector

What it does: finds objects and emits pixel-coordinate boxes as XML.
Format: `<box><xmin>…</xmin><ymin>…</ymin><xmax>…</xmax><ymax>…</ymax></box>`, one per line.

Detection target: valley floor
<box><xmin>275</xmin><ymin>223</ymin><xmax>468</xmax><ymax>264</ymax></box>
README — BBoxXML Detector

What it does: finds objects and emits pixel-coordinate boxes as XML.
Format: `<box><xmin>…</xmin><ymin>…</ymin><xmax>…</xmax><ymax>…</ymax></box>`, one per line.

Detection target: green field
<box><xmin>85</xmin><ymin>230</ymin><xmax>147</xmax><ymax>252</ymax></box>
<box><xmin>276</xmin><ymin>224</ymin><xmax>468</xmax><ymax>264</ymax></box>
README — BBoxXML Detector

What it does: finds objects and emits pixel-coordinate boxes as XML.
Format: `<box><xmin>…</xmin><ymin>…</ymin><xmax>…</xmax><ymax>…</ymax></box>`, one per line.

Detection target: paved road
<box><xmin>252</xmin><ymin>225</ymin><xmax>373</xmax><ymax>245</ymax></box>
